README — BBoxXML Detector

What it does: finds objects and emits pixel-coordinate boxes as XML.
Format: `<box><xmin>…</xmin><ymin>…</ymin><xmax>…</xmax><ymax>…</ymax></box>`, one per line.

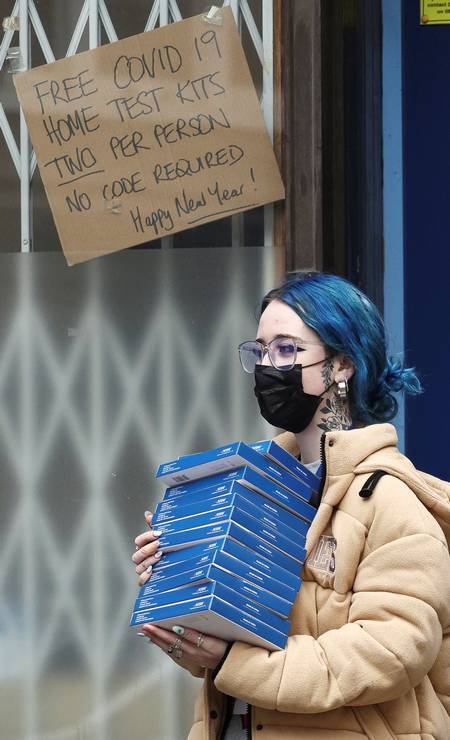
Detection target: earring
<box><xmin>336</xmin><ymin>378</ymin><xmax>349</xmax><ymax>401</ymax></box>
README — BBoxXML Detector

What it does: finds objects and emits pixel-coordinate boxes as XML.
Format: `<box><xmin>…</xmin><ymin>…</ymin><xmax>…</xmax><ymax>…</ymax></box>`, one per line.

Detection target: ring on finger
<box><xmin>168</xmin><ymin>637</ymin><xmax>183</xmax><ymax>656</ymax></box>
<box><xmin>196</xmin><ymin>633</ymin><xmax>205</xmax><ymax>648</ymax></box>
<box><xmin>173</xmin><ymin>637</ymin><xmax>183</xmax><ymax>659</ymax></box>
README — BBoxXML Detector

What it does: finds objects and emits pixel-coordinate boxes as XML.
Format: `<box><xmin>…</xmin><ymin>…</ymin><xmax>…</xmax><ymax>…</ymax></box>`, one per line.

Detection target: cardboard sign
<box><xmin>14</xmin><ymin>9</ymin><xmax>284</xmax><ymax>265</ymax></box>
<box><xmin>421</xmin><ymin>0</ymin><xmax>450</xmax><ymax>24</ymax></box>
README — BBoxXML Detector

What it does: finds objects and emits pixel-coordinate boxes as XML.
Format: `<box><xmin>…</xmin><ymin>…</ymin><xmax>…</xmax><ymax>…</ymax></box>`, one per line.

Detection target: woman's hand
<box><xmin>140</xmin><ymin>624</ymin><xmax>229</xmax><ymax>671</ymax></box>
<box><xmin>132</xmin><ymin>512</ymin><xmax>229</xmax><ymax>670</ymax></box>
<box><xmin>132</xmin><ymin>511</ymin><xmax>162</xmax><ymax>586</ymax></box>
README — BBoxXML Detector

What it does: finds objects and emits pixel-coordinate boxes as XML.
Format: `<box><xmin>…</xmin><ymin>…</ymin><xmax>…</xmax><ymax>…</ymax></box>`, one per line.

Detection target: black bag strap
<box><xmin>359</xmin><ymin>469</ymin><xmax>389</xmax><ymax>499</ymax></box>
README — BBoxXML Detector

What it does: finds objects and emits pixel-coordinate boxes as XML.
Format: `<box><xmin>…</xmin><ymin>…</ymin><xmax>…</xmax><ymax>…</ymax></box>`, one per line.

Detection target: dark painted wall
<box><xmin>403</xmin><ymin>4</ymin><xmax>450</xmax><ymax>479</ymax></box>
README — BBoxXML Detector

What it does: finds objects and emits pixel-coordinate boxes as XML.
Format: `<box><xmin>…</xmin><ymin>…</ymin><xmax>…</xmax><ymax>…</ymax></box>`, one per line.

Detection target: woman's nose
<box><xmin>260</xmin><ymin>349</ymin><xmax>271</xmax><ymax>366</ymax></box>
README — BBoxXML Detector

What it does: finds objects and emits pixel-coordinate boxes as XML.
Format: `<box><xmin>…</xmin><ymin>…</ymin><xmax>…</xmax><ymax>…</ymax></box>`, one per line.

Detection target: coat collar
<box><xmin>276</xmin><ymin>423</ymin><xmax>398</xmax><ymax>480</ymax></box>
<box><xmin>275</xmin><ymin>424</ymin><xmax>399</xmax><ymax>552</ymax></box>
<box><xmin>275</xmin><ymin>423</ymin><xmax>450</xmax><ymax>553</ymax></box>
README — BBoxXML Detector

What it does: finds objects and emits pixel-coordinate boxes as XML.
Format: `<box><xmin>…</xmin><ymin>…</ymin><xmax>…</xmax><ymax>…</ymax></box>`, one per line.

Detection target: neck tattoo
<box><xmin>321</xmin><ymin>358</ymin><xmax>334</xmax><ymax>389</ymax></box>
<box><xmin>317</xmin><ymin>391</ymin><xmax>352</xmax><ymax>432</ymax></box>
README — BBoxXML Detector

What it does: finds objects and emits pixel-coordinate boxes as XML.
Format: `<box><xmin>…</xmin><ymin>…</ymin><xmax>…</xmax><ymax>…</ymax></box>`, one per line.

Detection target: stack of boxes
<box><xmin>130</xmin><ymin>441</ymin><xmax>320</xmax><ymax>651</ymax></box>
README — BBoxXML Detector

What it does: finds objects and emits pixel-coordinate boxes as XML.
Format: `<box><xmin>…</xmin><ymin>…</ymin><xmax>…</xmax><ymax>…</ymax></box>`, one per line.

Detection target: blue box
<box><xmin>156</xmin><ymin>441</ymin><xmax>310</xmax><ymax>499</ymax></box>
<box><xmin>154</xmin><ymin>486</ymin><xmax>307</xmax><ymax>547</ymax></box>
<box><xmin>163</xmin><ymin>466</ymin><xmax>316</xmax><ymax>525</ymax></box>
<box><xmin>134</xmin><ymin>579</ymin><xmax>289</xmax><ymax>634</ymax></box>
<box><xmin>137</xmin><ymin>561</ymin><xmax>294</xmax><ymax>618</ymax></box>
<box><xmin>130</xmin><ymin>581</ymin><xmax>289</xmax><ymax>650</ymax></box>
<box><xmin>158</xmin><ymin>519</ymin><xmax>303</xmax><ymax>576</ymax></box>
<box><xmin>157</xmin><ymin>505</ymin><xmax>306</xmax><ymax>567</ymax></box>
<box><xmin>164</xmin><ymin>467</ymin><xmax>246</xmax><ymax>498</ymax></box>
<box><xmin>250</xmin><ymin>440</ymin><xmax>320</xmax><ymax>490</ymax></box>
<box><xmin>150</xmin><ymin>537</ymin><xmax>301</xmax><ymax>596</ymax></box>
<box><xmin>149</xmin><ymin>540</ymin><xmax>228</xmax><ymax>574</ymax></box>
<box><xmin>161</xmin><ymin>471</ymin><xmax>315</xmax><ymax>530</ymax></box>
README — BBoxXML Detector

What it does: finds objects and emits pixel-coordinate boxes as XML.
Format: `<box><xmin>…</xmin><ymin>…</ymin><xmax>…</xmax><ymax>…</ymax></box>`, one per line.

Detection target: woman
<box><xmin>133</xmin><ymin>272</ymin><xmax>450</xmax><ymax>739</ymax></box>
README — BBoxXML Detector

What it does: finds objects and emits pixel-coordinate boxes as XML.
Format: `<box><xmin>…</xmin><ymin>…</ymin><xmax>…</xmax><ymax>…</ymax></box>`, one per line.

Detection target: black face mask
<box><xmin>254</xmin><ymin>360</ymin><xmax>332</xmax><ymax>434</ymax></box>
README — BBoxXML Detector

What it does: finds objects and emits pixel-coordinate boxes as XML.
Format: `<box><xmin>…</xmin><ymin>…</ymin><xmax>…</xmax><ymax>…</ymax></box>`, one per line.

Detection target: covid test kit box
<box><xmin>129</xmin><ymin>440</ymin><xmax>319</xmax><ymax>650</ymax></box>
<box><xmin>250</xmin><ymin>440</ymin><xmax>320</xmax><ymax>490</ymax></box>
<box><xmin>149</xmin><ymin>537</ymin><xmax>302</xmax><ymax>596</ymax></box>
<box><xmin>137</xmin><ymin>559</ymin><xmax>294</xmax><ymax>618</ymax></box>
<box><xmin>153</xmin><ymin>494</ymin><xmax>306</xmax><ymax>575</ymax></box>
<box><xmin>157</xmin><ymin>507</ymin><xmax>306</xmax><ymax>575</ymax></box>
<box><xmin>162</xmin><ymin>467</ymin><xmax>316</xmax><ymax>526</ymax></box>
<box><xmin>134</xmin><ymin>580</ymin><xmax>289</xmax><ymax>634</ymax></box>
<box><xmin>156</xmin><ymin>441</ymin><xmax>311</xmax><ymax>500</ymax></box>
<box><xmin>154</xmin><ymin>486</ymin><xmax>308</xmax><ymax>547</ymax></box>
<box><xmin>130</xmin><ymin>580</ymin><xmax>289</xmax><ymax>650</ymax></box>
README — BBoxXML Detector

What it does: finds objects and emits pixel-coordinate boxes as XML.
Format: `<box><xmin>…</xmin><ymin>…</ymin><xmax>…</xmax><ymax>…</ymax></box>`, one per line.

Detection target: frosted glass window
<box><xmin>0</xmin><ymin>248</ymin><xmax>274</xmax><ymax>739</ymax></box>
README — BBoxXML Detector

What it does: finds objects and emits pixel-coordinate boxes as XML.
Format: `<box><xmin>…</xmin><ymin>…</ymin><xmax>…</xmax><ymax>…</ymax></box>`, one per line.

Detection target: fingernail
<box><xmin>152</xmin><ymin>530</ymin><xmax>162</xmax><ymax>537</ymax></box>
<box><xmin>135</xmin><ymin>546</ymin><xmax>139</xmax><ymax>551</ymax></box>
<box><xmin>137</xmin><ymin>632</ymin><xmax>146</xmax><ymax>637</ymax></box>
<box><xmin>154</xmin><ymin>550</ymin><xmax>162</xmax><ymax>559</ymax></box>
<box><xmin>146</xmin><ymin>564</ymin><xmax>153</xmax><ymax>573</ymax></box>
<box><xmin>172</xmin><ymin>625</ymin><xmax>184</xmax><ymax>635</ymax></box>
<box><xmin>145</xmin><ymin>510</ymin><xmax>152</xmax><ymax>519</ymax></box>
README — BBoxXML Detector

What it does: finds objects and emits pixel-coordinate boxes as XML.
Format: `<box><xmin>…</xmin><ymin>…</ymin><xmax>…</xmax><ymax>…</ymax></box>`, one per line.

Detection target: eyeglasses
<box><xmin>238</xmin><ymin>337</ymin><xmax>305</xmax><ymax>373</ymax></box>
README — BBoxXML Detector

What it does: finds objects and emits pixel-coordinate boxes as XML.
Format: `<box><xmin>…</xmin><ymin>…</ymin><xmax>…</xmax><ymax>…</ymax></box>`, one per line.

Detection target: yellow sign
<box><xmin>421</xmin><ymin>0</ymin><xmax>450</xmax><ymax>24</ymax></box>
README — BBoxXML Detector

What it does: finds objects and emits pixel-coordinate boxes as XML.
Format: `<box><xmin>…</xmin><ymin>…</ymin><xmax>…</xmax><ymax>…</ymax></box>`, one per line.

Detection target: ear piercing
<box><xmin>336</xmin><ymin>378</ymin><xmax>349</xmax><ymax>401</ymax></box>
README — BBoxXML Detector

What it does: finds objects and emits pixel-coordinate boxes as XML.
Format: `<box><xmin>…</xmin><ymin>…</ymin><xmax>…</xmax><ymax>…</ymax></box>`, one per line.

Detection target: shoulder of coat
<box><xmin>339</xmin><ymin>471</ymin><xmax>446</xmax><ymax>545</ymax></box>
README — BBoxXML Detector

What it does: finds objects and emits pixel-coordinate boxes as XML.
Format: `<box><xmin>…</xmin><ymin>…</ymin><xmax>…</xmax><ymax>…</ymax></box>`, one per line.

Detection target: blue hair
<box><xmin>261</xmin><ymin>272</ymin><xmax>422</xmax><ymax>424</ymax></box>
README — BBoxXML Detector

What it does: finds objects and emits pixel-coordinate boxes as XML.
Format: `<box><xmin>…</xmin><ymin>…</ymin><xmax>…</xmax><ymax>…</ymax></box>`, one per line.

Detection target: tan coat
<box><xmin>187</xmin><ymin>424</ymin><xmax>450</xmax><ymax>739</ymax></box>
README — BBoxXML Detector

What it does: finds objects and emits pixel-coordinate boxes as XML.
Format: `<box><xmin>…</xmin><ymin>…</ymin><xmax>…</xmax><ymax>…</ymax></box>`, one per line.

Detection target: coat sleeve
<box><xmin>214</xmin><ymin>482</ymin><xmax>450</xmax><ymax>714</ymax></box>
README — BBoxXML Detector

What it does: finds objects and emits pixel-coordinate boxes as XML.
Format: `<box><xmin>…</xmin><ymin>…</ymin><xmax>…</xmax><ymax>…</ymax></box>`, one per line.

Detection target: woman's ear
<box><xmin>334</xmin><ymin>354</ymin><xmax>355</xmax><ymax>381</ymax></box>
